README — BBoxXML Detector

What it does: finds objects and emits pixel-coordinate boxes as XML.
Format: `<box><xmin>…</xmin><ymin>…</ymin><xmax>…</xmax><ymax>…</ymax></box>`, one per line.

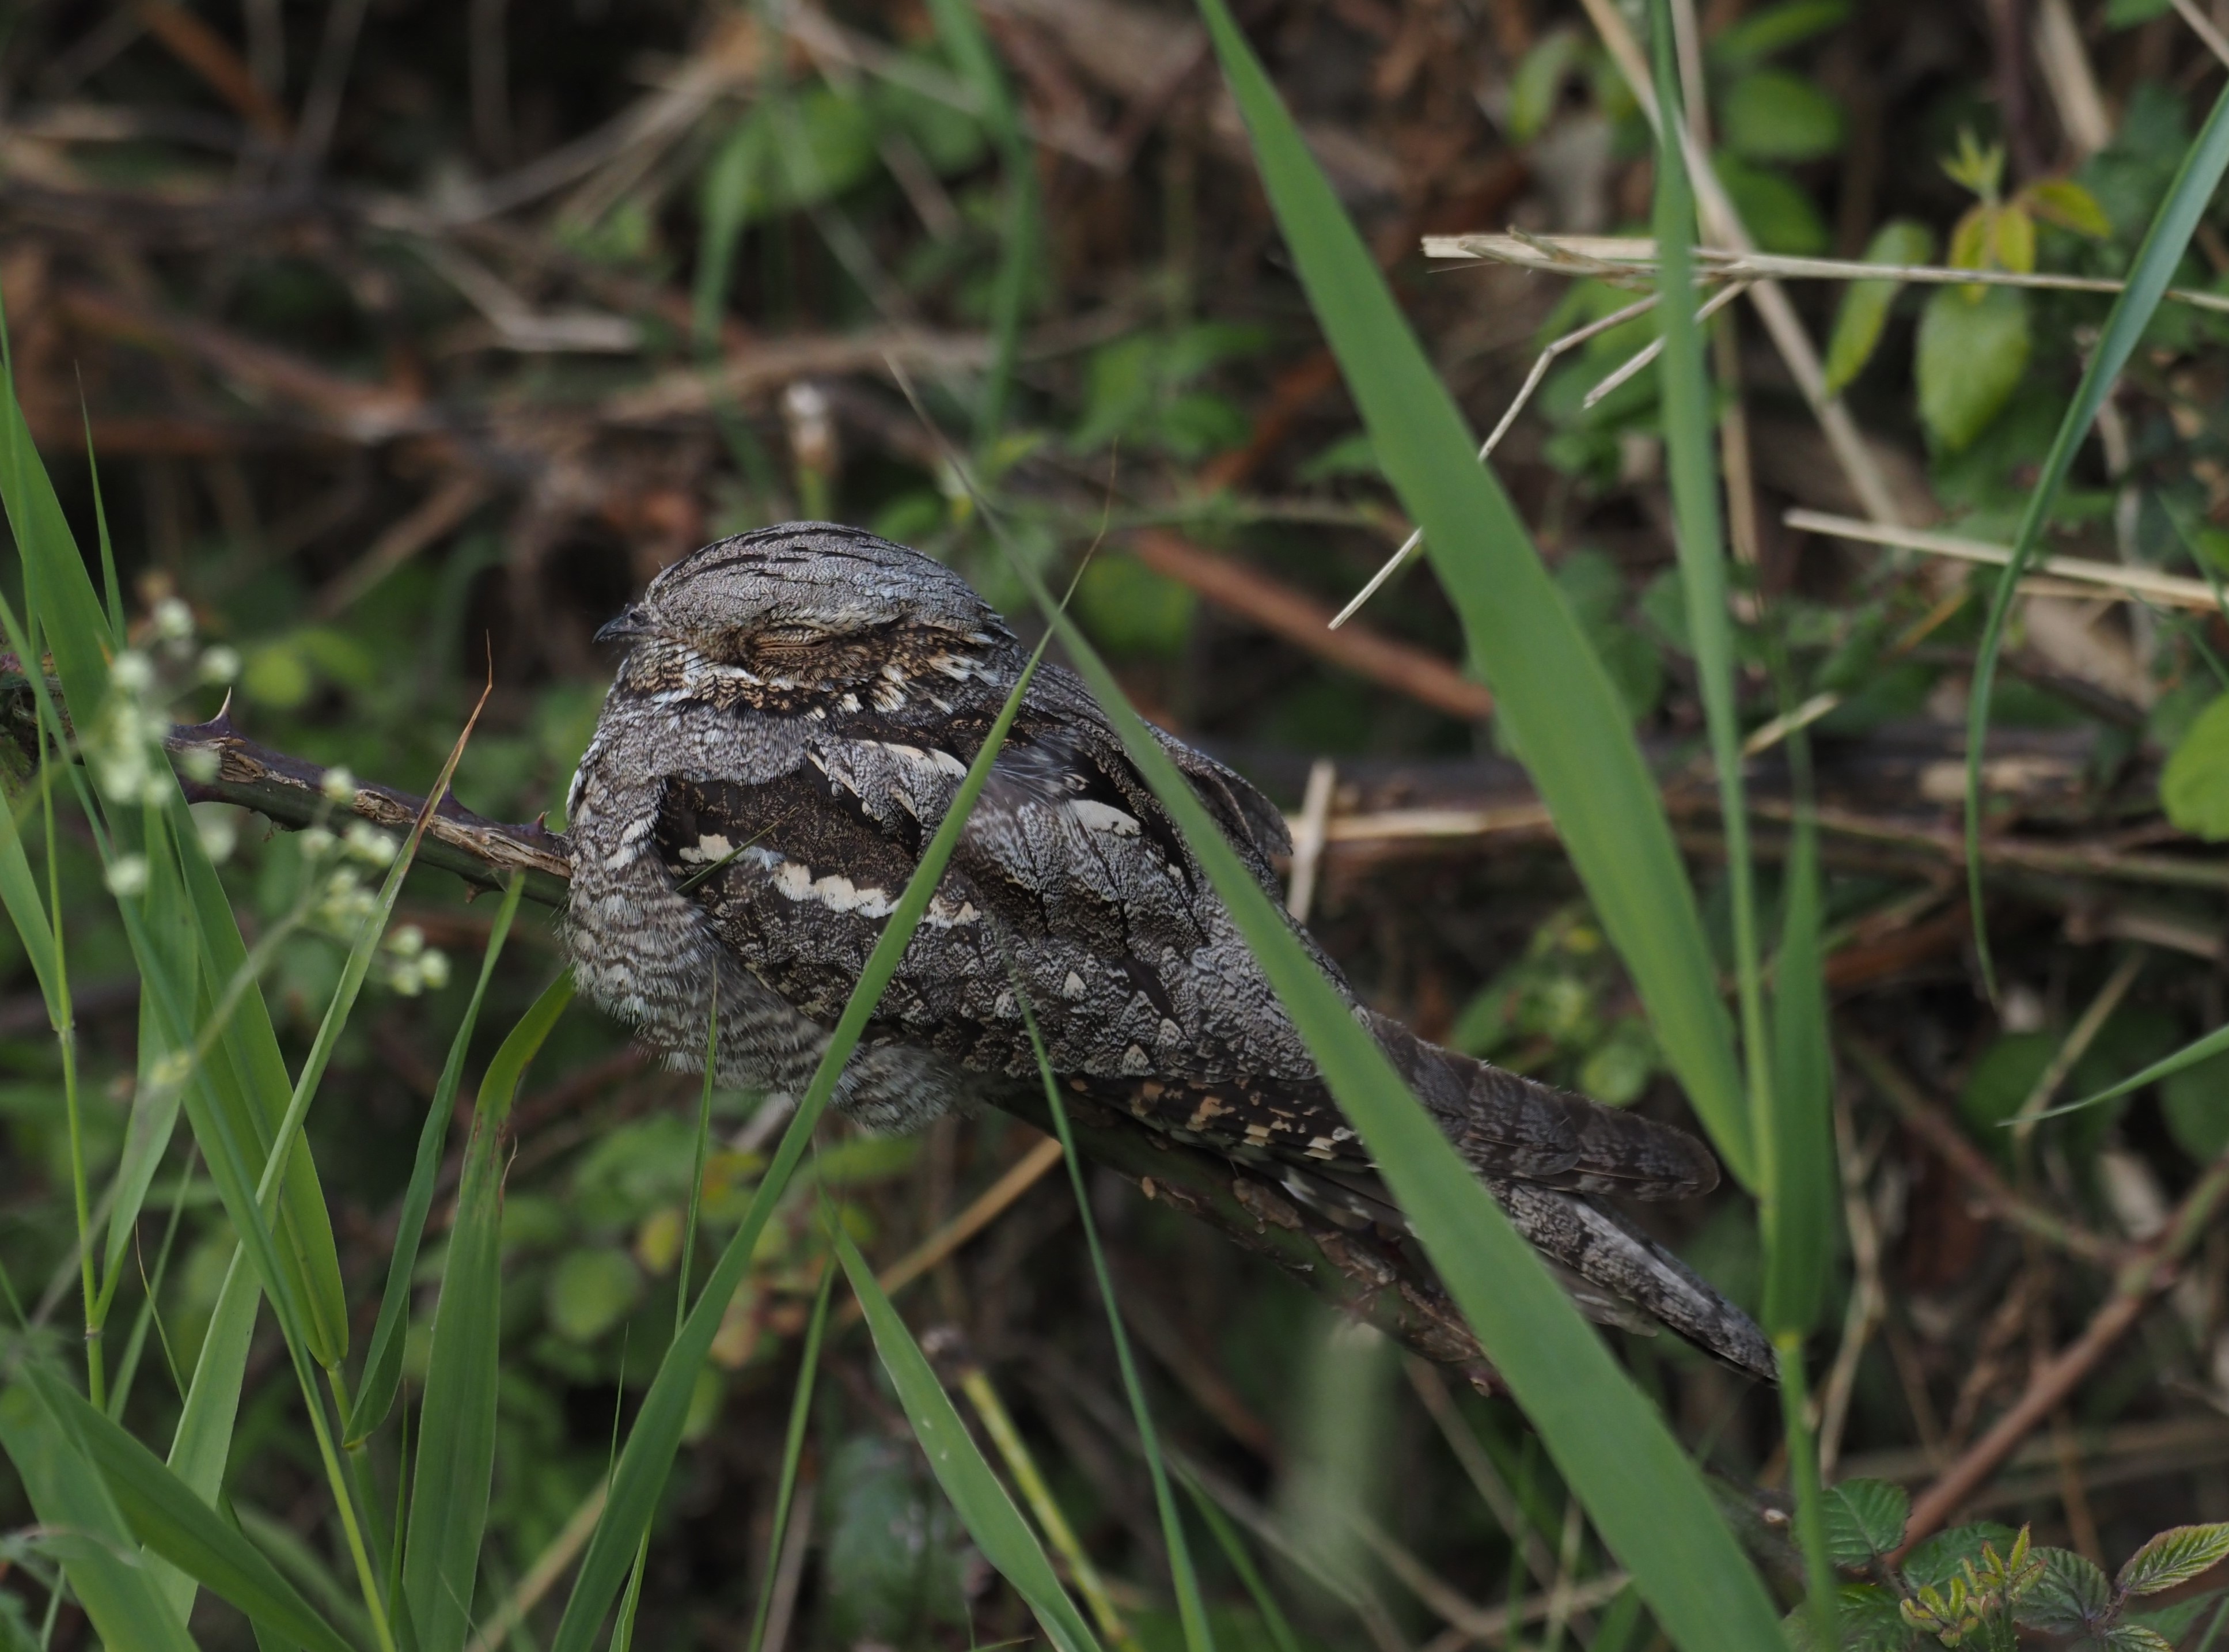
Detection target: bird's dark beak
<box><xmin>595</xmin><ymin>604</ymin><xmax>650</xmax><ymax>645</ymax></box>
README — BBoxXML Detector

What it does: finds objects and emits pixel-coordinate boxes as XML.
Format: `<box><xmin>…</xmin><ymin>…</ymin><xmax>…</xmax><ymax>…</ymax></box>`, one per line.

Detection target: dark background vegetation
<box><xmin>7</xmin><ymin>0</ymin><xmax>2229</xmax><ymax>1644</ymax></box>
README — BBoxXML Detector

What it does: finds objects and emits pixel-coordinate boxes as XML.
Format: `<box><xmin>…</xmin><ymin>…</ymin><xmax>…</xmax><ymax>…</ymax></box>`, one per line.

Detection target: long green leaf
<box><xmin>103</xmin><ymin>821</ymin><xmax>199</xmax><ymax>1291</ymax></box>
<box><xmin>833</xmin><ymin>1227</ymin><xmax>1102</xmax><ymax>1652</ymax></box>
<box><xmin>1764</xmin><ymin>812</ymin><xmax>1832</xmax><ymax>1335</ymax></box>
<box><xmin>153</xmin><ymin>1244</ymin><xmax>262</xmax><ymax>1621</ymax></box>
<box><xmin>170</xmin><ymin>814</ymin><xmax>351</xmax><ymax>1368</ymax></box>
<box><xmin>0</xmin><ymin>1377</ymin><xmax>201</xmax><ymax>1652</ymax></box>
<box><xmin>349</xmin><ymin>872</ymin><xmax>528</xmax><ymax>1444</ymax></box>
<box><xmin>2035</xmin><ymin>1016</ymin><xmax>2229</xmax><ymax>1121</ymax></box>
<box><xmin>27</xmin><ymin>1363</ymin><xmax>358</xmax><ymax>1652</ymax></box>
<box><xmin>547</xmin><ymin>631</ymin><xmax>1053</xmax><ymax>1652</ymax></box>
<box><xmin>742</xmin><ymin>1265</ymin><xmax>833</xmax><ymax>1652</ymax></box>
<box><xmin>1189</xmin><ymin>0</ymin><xmax>1751</xmax><ymax>1184</ymax></box>
<box><xmin>1964</xmin><ymin>79</ymin><xmax>2229</xmax><ymax>988</ymax></box>
<box><xmin>0</xmin><ymin>317</ymin><xmax>111</xmax><ymax>718</ymax></box>
<box><xmin>404</xmin><ymin>970</ymin><xmax>574</xmax><ymax>1652</ymax></box>
<box><xmin>0</xmin><ymin>756</ymin><xmax>60</xmax><ymax>1018</ymax></box>
<box><xmin>1646</xmin><ymin>0</ymin><xmax>1771</xmax><ymax>1189</ymax></box>
<box><xmin>991</xmin><ymin>555</ymin><xmax>1785</xmax><ymax>1652</ymax></box>
<box><xmin>1646</xmin><ymin>17</ymin><xmax>1836</xmax><ymax>1632</ymax></box>
<box><xmin>1182</xmin><ymin>1477</ymin><xmax>1303</xmax><ymax>1652</ymax></box>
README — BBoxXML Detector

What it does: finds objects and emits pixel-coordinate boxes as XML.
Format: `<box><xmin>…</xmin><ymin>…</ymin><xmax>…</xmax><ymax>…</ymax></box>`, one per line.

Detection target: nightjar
<box><xmin>565</xmin><ymin>522</ymin><xmax>1773</xmax><ymax>1379</ymax></box>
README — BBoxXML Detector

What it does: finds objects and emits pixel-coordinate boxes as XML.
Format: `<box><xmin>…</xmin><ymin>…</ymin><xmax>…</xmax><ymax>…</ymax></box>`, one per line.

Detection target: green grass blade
<box><xmin>0</xmin><ymin>752</ymin><xmax>61</xmax><ymax>1018</ymax></box>
<box><xmin>1963</xmin><ymin>78</ymin><xmax>2229</xmax><ymax>992</ymax></box>
<box><xmin>1766</xmin><ymin>789</ymin><xmax>1834</xmax><ymax>1652</ymax></box>
<box><xmin>170</xmin><ymin>809</ymin><xmax>352</xmax><ymax>1369</ymax></box>
<box><xmin>547</xmin><ymin>632</ymin><xmax>1053</xmax><ymax>1652</ymax></box>
<box><xmin>832</xmin><ymin>1227</ymin><xmax>1103</xmax><ymax>1652</ymax></box>
<box><xmin>922</xmin><ymin>0</ymin><xmax>1035</xmax><ymax>439</ymax></box>
<box><xmin>107</xmin><ymin>1140</ymin><xmax>196</xmax><ymax>1419</ymax></box>
<box><xmin>606</xmin><ymin>1001</ymin><xmax>721</xmax><ymax>1652</ymax></box>
<box><xmin>403</xmin><ymin>969</ymin><xmax>574</xmax><ymax>1652</ymax></box>
<box><xmin>0</xmin><ymin>307</ymin><xmax>112</xmax><ymax>717</ymax></box>
<box><xmin>78</xmin><ymin>400</ymin><xmax>123</xmax><ymax>647</ymax></box>
<box><xmin>992</xmin><ymin>558</ymin><xmax>1786</xmax><ymax>1652</ymax></box>
<box><xmin>153</xmin><ymin>1244</ymin><xmax>262</xmax><ymax>1620</ymax></box>
<box><xmin>2031</xmin><ymin>1016</ymin><xmax>2229</xmax><ymax>1120</ymax></box>
<box><xmin>26</xmin><ymin>1363</ymin><xmax>358</xmax><ymax>1652</ymax></box>
<box><xmin>742</xmin><ymin>1265</ymin><xmax>833</xmax><ymax>1652</ymax></box>
<box><xmin>1189</xmin><ymin>0</ymin><xmax>1751</xmax><ymax>1183</ymax></box>
<box><xmin>1015</xmin><ymin>987</ymin><xmax>1215</xmax><ymax>1652</ymax></box>
<box><xmin>348</xmin><ymin>872</ymin><xmax>528</xmax><ymax>1444</ymax></box>
<box><xmin>1645</xmin><ymin>0</ymin><xmax>1770</xmax><ymax>1189</ymax></box>
<box><xmin>1181</xmin><ymin>1476</ymin><xmax>1303</xmax><ymax>1652</ymax></box>
<box><xmin>102</xmin><ymin>823</ymin><xmax>200</xmax><ymax>1293</ymax></box>
<box><xmin>0</xmin><ymin>1378</ymin><xmax>200</xmax><ymax>1652</ymax></box>
<box><xmin>1763</xmin><ymin>809</ymin><xmax>1832</xmax><ymax>1336</ymax></box>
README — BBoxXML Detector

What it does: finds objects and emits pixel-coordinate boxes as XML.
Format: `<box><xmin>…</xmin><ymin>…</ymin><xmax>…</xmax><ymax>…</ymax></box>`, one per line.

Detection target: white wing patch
<box><xmin>1066</xmin><ymin>798</ymin><xmax>1140</xmax><ymax>836</ymax></box>
<box><xmin>676</xmin><ymin>832</ymin><xmax>734</xmax><ymax>865</ymax></box>
<box><xmin>738</xmin><ymin>844</ymin><xmax>976</xmax><ymax>927</ymax></box>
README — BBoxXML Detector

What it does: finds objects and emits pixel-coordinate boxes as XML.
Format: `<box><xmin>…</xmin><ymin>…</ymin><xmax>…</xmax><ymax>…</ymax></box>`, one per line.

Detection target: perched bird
<box><xmin>564</xmin><ymin>522</ymin><xmax>1773</xmax><ymax>1378</ymax></box>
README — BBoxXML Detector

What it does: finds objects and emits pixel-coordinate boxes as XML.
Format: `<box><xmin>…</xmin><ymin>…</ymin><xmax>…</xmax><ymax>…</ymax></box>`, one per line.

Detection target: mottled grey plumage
<box><xmin>564</xmin><ymin>522</ymin><xmax>1773</xmax><ymax>1379</ymax></box>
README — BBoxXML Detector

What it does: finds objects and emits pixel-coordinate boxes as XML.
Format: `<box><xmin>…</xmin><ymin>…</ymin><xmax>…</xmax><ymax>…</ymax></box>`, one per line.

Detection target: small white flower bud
<box><xmin>152</xmin><ymin>598</ymin><xmax>194</xmax><ymax>642</ymax></box>
<box><xmin>388</xmin><ymin>959</ymin><xmax>425</xmax><ymax>996</ymax></box>
<box><xmin>320</xmin><ymin>767</ymin><xmax>357</xmax><ymax>804</ymax></box>
<box><xmin>301</xmin><ymin>827</ymin><xmax>337</xmax><ymax>860</ymax></box>
<box><xmin>418</xmin><ymin>950</ymin><xmax>450</xmax><ymax>991</ymax></box>
<box><xmin>195</xmin><ymin>813</ymin><xmax>238</xmax><ymax>863</ymax></box>
<box><xmin>345</xmin><ymin>822</ymin><xmax>397</xmax><ymax>866</ymax></box>
<box><xmin>388</xmin><ymin>924</ymin><xmax>426</xmax><ymax>957</ymax></box>
<box><xmin>197</xmin><ymin>646</ymin><xmax>241</xmax><ymax>684</ymax></box>
<box><xmin>110</xmin><ymin>651</ymin><xmax>154</xmax><ymax>694</ymax></box>
<box><xmin>180</xmin><ymin>748</ymin><xmax>219</xmax><ymax>783</ymax></box>
<box><xmin>104</xmin><ymin>855</ymin><xmax>149</xmax><ymax>897</ymax></box>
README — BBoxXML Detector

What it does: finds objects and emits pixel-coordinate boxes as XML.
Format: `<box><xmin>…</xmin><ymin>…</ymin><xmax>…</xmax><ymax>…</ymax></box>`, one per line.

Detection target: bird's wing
<box><xmin>650</xmin><ymin>706</ymin><xmax>1320</xmax><ymax>1086</ymax></box>
<box><xmin>651</xmin><ymin>699</ymin><xmax>1712</xmax><ymax>1196</ymax></box>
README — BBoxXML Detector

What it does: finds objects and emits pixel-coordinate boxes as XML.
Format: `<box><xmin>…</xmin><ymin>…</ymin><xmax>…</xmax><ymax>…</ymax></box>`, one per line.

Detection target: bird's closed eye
<box><xmin>746</xmin><ymin>623</ymin><xmax>829</xmax><ymax>654</ymax></box>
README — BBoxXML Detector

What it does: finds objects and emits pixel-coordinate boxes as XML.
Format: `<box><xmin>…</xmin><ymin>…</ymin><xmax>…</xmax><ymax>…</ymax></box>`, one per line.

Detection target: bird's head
<box><xmin>598</xmin><ymin>522</ymin><xmax>1017</xmax><ymax>706</ymax></box>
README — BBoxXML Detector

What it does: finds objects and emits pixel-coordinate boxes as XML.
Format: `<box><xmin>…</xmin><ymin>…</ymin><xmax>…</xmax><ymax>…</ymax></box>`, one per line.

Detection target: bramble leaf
<box><xmin>1822</xmin><ymin>1480</ymin><xmax>1908</xmax><ymax>1567</ymax></box>
<box><xmin>2019</xmin><ymin>1548</ymin><xmax>2115</xmax><ymax>1636</ymax></box>
<box><xmin>2118</xmin><ymin>1524</ymin><xmax>2229</xmax><ymax>1595</ymax></box>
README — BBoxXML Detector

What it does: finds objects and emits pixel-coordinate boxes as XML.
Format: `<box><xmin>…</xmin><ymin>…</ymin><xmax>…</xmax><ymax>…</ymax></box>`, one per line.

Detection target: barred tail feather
<box><xmin>1492</xmin><ymin>1179</ymin><xmax>1776</xmax><ymax>1381</ymax></box>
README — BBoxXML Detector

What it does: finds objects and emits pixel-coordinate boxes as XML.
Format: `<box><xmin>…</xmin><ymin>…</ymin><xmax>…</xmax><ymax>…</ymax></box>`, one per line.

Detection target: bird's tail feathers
<box><xmin>1492</xmin><ymin>1177</ymin><xmax>1776</xmax><ymax>1380</ymax></box>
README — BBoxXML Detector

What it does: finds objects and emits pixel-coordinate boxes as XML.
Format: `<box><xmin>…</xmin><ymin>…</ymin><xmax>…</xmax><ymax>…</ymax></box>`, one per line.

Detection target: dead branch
<box><xmin>1131</xmin><ymin>529</ymin><xmax>1494</xmax><ymax>721</ymax></box>
<box><xmin>1897</xmin><ymin>1139</ymin><xmax>2229</xmax><ymax>1546</ymax></box>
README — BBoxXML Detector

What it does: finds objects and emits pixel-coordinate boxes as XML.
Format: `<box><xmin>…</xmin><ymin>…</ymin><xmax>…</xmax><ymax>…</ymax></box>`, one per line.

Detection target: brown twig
<box><xmin>163</xmin><ymin>713</ymin><xmax>573</xmax><ymax>903</ymax></box>
<box><xmin>1897</xmin><ymin>1144</ymin><xmax>2229</xmax><ymax>1548</ymax></box>
<box><xmin>1131</xmin><ymin>529</ymin><xmax>1493</xmax><ymax>721</ymax></box>
<box><xmin>1840</xmin><ymin>1029</ymin><xmax>2126</xmax><ymax>1267</ymax></box>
